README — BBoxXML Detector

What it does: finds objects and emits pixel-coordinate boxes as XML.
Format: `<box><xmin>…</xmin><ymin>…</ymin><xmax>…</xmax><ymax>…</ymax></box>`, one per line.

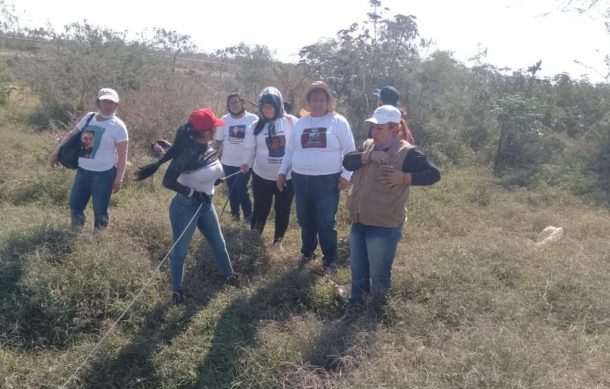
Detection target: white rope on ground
<box><xmin>60</xmin><ymin>202</ymin><xmax>204</xmax><ymax>389</ymax></box>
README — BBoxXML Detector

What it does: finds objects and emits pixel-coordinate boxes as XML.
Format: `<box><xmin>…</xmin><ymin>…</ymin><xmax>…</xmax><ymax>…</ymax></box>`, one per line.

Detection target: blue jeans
<box><xmin>69</xmin><ymin>167</ymin><xmax>116</xmax><ymax>229</ymax></box>
<box><xmin>222</xmin><ymin>164</ymin><xmax>252</xmax><ymax>220</ymax></box>
<box><xmin>169</xmin><ymin>193</ymin><xmax>235</xmax><ymax>293</ymax></box>
<box><xmin>348</xmin><ymin>223</ymin><xmax>403</xmax><ymax>305</ymax></box>
<box><xmin>291</xmin><ymin>172</ymin><xmax>340</xmax><ymax>265</ymax></box>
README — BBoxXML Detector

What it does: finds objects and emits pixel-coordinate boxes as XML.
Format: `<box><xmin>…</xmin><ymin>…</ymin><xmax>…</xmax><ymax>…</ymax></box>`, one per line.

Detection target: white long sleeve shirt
<box><xmin>242</xmin><ymin>116</ymin><xmax>294</xmax><ymax>181</ymax></box>
<box><xmin>279</xmin><ymin>112</ymin><xmax>355</xmax><ymax>180</ymax></box>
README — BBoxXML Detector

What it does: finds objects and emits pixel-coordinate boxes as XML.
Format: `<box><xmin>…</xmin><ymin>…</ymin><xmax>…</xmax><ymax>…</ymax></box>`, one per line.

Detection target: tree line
<box><xmin>0</xmin><ymin>0</ymin><xmax>608</xmax><ymax>204</ymax></box>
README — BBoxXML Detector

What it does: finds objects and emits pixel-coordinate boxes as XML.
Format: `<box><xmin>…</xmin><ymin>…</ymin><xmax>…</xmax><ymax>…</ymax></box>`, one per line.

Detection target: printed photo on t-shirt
<box><xmin>301</xmin><ymin>128</ymin><xmax>327</xmax><ymax>149</ymax></box>
<box><xmin>79</xmin><ymin>126</ymin><xmax>105</xmax><ymax>159</ymax></box>
<box><xmin>265</xmin><ymin>134</ymin><xmax>286</xmax><ymax>159</ymax></box>
<box><xmin>229</xmin><ymin>125</ymin><xmax>246</xmax><ymax>144</ymax></box>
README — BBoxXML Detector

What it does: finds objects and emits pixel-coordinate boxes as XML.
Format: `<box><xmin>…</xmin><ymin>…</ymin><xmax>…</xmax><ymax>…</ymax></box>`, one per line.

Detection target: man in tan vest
<box><xmin>342</xmin><ymin>105</ymin><xmax>440</xmax><ymax>321</ymax></box>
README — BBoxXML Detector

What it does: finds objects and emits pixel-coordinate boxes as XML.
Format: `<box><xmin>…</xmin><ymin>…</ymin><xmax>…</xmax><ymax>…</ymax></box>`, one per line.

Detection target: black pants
<box><xmin>251</xmin><ymin>171</ymin><xmax>294</xmax><ymax>242</ymax></box>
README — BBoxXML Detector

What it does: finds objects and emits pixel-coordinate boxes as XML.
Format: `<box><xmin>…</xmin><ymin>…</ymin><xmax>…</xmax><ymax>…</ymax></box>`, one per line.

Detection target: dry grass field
<box><xmin>1</xmin><ymin>96</ymin><xmax>609</xmax><ymax>389</ymax></box>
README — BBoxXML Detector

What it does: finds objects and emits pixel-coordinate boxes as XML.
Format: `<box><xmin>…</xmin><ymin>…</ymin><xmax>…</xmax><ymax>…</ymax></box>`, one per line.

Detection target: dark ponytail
<box><xmin>253</xmin><ymin>116</ymin><xmax>268</xmax><ymax>136</ymax></box>
<box><xmin>135</xmin><ymin>124</ymin><xmax>192</xmax><ymax>181</ymax></box>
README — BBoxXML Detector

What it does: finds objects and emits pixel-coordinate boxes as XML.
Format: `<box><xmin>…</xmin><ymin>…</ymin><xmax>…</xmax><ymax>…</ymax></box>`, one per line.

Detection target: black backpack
<box><xmin>58</xmin><ymin>113</ymin><xmax>96</xmax><ymax>169</ymax></box>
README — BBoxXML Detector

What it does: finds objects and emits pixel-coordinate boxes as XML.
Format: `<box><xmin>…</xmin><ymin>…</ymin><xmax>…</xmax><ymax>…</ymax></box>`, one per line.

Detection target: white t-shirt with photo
<box><xmin>76</xmin><ymin>112</ymin><xmax>128</xmax><ymax>172</ymax></box>
<box><xmin>242</xmin><ymin>116</ymin><xmax>294</xmax><ymax>181</ymax></box>
<box><xmin>215</xmin><ymin>112</ymin><xmax>258</xmax><ymax>167</ymax></box>
<box><xmin>279</xmin><ymin>112</ymin><xmax>355</xmax><ymax>180</ymax></box>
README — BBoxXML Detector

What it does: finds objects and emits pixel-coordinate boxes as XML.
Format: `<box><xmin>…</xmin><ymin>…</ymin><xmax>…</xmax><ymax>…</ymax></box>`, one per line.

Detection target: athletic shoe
<box><xmin>172</xmin><ymin>291</ymin><xmax>185</xmax><ymax>306</ymax></box>
<box><xmin>340</xmin><ymin>303</ymin><xmax>364</xmax><ymax>325</ymax></box>
<box><xmin>272</xmin><ymin>239</ymin><xmax>284</xmax><ymax>251</ymax></box>
<box><xmin>296</xmin><ymin>254</ymin><xmax>313</xmax><ymax>270</ymax></box>
<box><xmin>315</xmin><ymin>262</ymin><xmax>337</xmax><ymax>275</ymax></box>
<box><xmin>225</xmin><ymin>273</ymin><xmax>241</xmax><ymax>287</ymax></box>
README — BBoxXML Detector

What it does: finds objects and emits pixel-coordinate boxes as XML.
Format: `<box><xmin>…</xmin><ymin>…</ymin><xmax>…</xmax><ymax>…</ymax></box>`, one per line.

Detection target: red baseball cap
<box><xmin>189</xmin><ymin>108</ymin><xmax>225</xmax><ymax>132</ymax></box>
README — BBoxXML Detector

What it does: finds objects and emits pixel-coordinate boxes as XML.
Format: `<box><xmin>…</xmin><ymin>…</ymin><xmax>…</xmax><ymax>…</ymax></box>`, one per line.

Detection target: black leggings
<box><xmin>250</xmin><ymin>171</ymin><xmax>294</xmax><ymax>242</ymax></box>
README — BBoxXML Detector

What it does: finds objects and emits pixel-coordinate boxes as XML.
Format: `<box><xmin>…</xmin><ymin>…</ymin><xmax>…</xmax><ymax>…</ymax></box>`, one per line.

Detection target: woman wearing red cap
<box><xmin>136</xmin><ymin>108</ymin><xmax>239</xmax><ymax>305</ymax></box>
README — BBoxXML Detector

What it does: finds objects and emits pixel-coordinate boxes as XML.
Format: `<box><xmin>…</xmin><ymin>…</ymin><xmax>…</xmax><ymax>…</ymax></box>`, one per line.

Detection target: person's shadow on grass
<box><xmin>190</xmin><ymin>266</ymin><xmax>318</xmax><ymax>388</ymax></box>
<box><xmin>82</xmin><ymin>224</ymin><xmax>267</xmax><ymax>388</ymax></box>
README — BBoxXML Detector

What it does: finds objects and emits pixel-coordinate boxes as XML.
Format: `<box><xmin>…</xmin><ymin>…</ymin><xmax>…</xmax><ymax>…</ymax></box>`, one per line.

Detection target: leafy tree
<box><xmin>151</xmin><ymin>28</ymin><xmax>197</xmax><ymax>73</ymax></box>
<box><xmin>12</xmin><ymin>22</ymin><xmax>162</xmax><ymax>128</ymax></box>
<box><xmin>586</xmin><ymin>112</ymin><xmax>610</xmax><ymax>204</ymax></box>
<box><xmin>492</xmin><ymin>96</ymin><xmax>545</xmax><ymax>183</ymax></box>
<box><xmin>299</xmin><ymin>0</ymin><xmax>422</xmax><ymax>140</ymax></box>
<box><xmin>0</xmin><ymin>0</ymin><xmax>17</xmax><ymax>34</ymax></box>
<box><xmin>216</xmin><ymin>43</ymin><xmax>276</xmax><ymax>102</ymax></box>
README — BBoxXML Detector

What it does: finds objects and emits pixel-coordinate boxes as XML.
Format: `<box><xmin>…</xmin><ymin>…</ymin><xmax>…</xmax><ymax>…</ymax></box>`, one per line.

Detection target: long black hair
<box><xmin>135</xmin><ymin>124</ymin><xmax>194</xmax><ymax>181</ymax></box>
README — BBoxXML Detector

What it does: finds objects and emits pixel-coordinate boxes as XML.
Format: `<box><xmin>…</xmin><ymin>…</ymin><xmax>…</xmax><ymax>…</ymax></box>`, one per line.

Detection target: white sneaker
<box><xmin>272</xmin><ymin>240</ymin><xmax>284</xmax><ymax>251</ymax></box>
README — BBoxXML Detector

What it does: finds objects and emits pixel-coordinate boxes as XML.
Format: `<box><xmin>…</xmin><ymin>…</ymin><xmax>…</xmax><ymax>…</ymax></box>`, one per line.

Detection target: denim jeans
<box><xmin>348</xmin><ymin>222</ymin><xmax>403</xmax><ymax>305</ymax></box>
<box><xmin>169</xmin><ymin>193</ymin><xmax>235</xmax><ymax>293</ymax></box>
<box><xmin>69</xmin><ymin>167</ymin><xmax>116</xmax><ymax>229</ymax></box>
<box><xmin>251</xmin><ymin>171</ymin><xmax>294</xmax><ymax>242</ymax></box>
<box><xmin>291</xmin><ymin>172</ymin><xmax>340</xmax><ymax>265</ymax></box>
<box><xmin>222</xmin><ymin>164</ymin><xmax>252</xmax><ymax>220</ymax></box>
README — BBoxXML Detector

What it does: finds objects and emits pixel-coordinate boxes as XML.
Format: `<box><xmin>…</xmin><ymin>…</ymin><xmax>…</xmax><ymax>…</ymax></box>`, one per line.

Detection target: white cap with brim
<box><xmin>365</xmin><ymin>105</ymin><xmax>401</xmax><ymax>125</ymax></box>
<box><xmin>97</xmin><ymin>88</ymin><xmax>119</xmax><ymax>103</ymax></box>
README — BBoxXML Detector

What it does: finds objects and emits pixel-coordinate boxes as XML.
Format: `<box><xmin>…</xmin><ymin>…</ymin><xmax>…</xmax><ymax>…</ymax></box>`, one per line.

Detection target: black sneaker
<box><xmin>368</xmin><ymin>293</ymin><xmax>387</xmax><ymax>320</ymax></box>
<box><xmin>225</xmin><ymin>273</ymin><xmax>241</xmax><ymax>287</ymax></box>
<box><xmin>172</xmin><ymin>291</ymin><xmax>185</xmax><ymax>306</ymax></box>
<box><xmin>296</xmin><ymin>254</ymin><xmax>313</xmax><ymax>270</ymax></box>
<box><xmin>340</xmin><ymin>303</ymin><xmax>364</xmax><ymax>325</ymax></box>
<box><xmin>315</xmin><ymin>262</ymin><xmax>337</xmax><ymax>276</ymax></box>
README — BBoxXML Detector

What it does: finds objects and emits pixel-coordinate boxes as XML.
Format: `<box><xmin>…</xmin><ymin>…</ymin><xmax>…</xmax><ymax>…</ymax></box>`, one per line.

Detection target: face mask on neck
<box><xmin>374</xmin><ymin>133</ymin><xmax>400</xmax><ymax>151</ymax></box>
<box><xmin>98</xmin><ymin>111</ymin><xmax>116</xmax><ymax>119</ymax></box>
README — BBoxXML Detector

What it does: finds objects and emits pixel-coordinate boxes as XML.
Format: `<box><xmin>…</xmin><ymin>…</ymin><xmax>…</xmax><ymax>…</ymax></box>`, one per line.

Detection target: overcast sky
<box><xmin>11</xmin><ymin>0</ymin><xmax>610</xmax><ymax>82</ymax></box>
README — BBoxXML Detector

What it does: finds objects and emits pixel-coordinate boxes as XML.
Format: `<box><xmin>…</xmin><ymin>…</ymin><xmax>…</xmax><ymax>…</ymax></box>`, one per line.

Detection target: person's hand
<box><xmin>152</xmin><ymin>143</ymin><xmax>165</xmax><ymax>154</ymax></box>
<box><xmin>338</xmin><ymin>176</ymin><xmax>350</xmax><ymax>190</ymax></box>
<box><xmin>276</xmin><ymin>174</ymin><xmax>287</xmax><ymax>192</ymax></box>
<box><xmin>151</xmin><ymin>140</ymin><xmax>171</xmax><ymax>156</ymax></box>
<box><xmin>112</xmin><ymin>179</ymin><xmax>123</xmax><ymax>194</ymax></box>
<box><xmin>50</xmin><ymin>151</ymin><xmax>60</xmax><ymax>169</ymax></box>
<box><xmin>361</xmin><ymin>149</ymin><xmax>390</xmax><ymax>164</ymax></box>
<box><xmin>379</xmin><ymin>165</ymin><xmax>411</xmax><ymax>188</ymax></box>
<box><xmin>370</xmin><ymin>150</ymin><xmax>390</xmax><ymax>164</ymax></box>
<box><xmin>240</xmin><ymin>163</ymin><xmax>250</xmax><ymax>174</ymax></box>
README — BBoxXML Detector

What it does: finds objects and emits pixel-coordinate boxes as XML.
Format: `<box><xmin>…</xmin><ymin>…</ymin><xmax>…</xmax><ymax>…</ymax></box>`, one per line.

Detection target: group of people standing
<box><xmin>51</xmin><ymin>81</ymin><xmax>441</xmax><ymax>319</ymax></box>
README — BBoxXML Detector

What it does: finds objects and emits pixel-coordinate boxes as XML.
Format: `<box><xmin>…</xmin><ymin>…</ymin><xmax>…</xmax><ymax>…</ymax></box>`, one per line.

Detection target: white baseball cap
<box><xmin>97</xmin><ymin>88</ymin><xmax>120</xmax><ymax>103</ymax></box>
<box><xmin>365</xmin><ymin>105</ymin><xmax>401</xmax><ymax>125</ymax></box>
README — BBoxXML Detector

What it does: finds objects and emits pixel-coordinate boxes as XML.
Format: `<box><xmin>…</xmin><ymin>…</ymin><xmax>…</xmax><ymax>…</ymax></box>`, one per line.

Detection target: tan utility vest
<box><xmin>347</xmin><ymin>139</ymin><xmax>413</xmax><ymax>227</ymax></box>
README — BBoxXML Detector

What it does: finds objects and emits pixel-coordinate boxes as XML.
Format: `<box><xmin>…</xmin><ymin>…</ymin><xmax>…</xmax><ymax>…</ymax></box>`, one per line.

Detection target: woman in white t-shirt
<box><xmin>51</xmin><ymin>88</ymin><xmax>128</xmax><ymax>229</ymax></box>
<box><xmin>278</xmin><ymin>81</ymin><xmax>356</xmax><ymax>273</ymax></box>
<box><xmin>214</xmin><ymin>93</ymin><xmax>258</xmax><ymax>222</ymax></box>
<box><xmin>240</xmin><ymin>87</ymin><xmax>295</xmax><ymax>248</ymax></box>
